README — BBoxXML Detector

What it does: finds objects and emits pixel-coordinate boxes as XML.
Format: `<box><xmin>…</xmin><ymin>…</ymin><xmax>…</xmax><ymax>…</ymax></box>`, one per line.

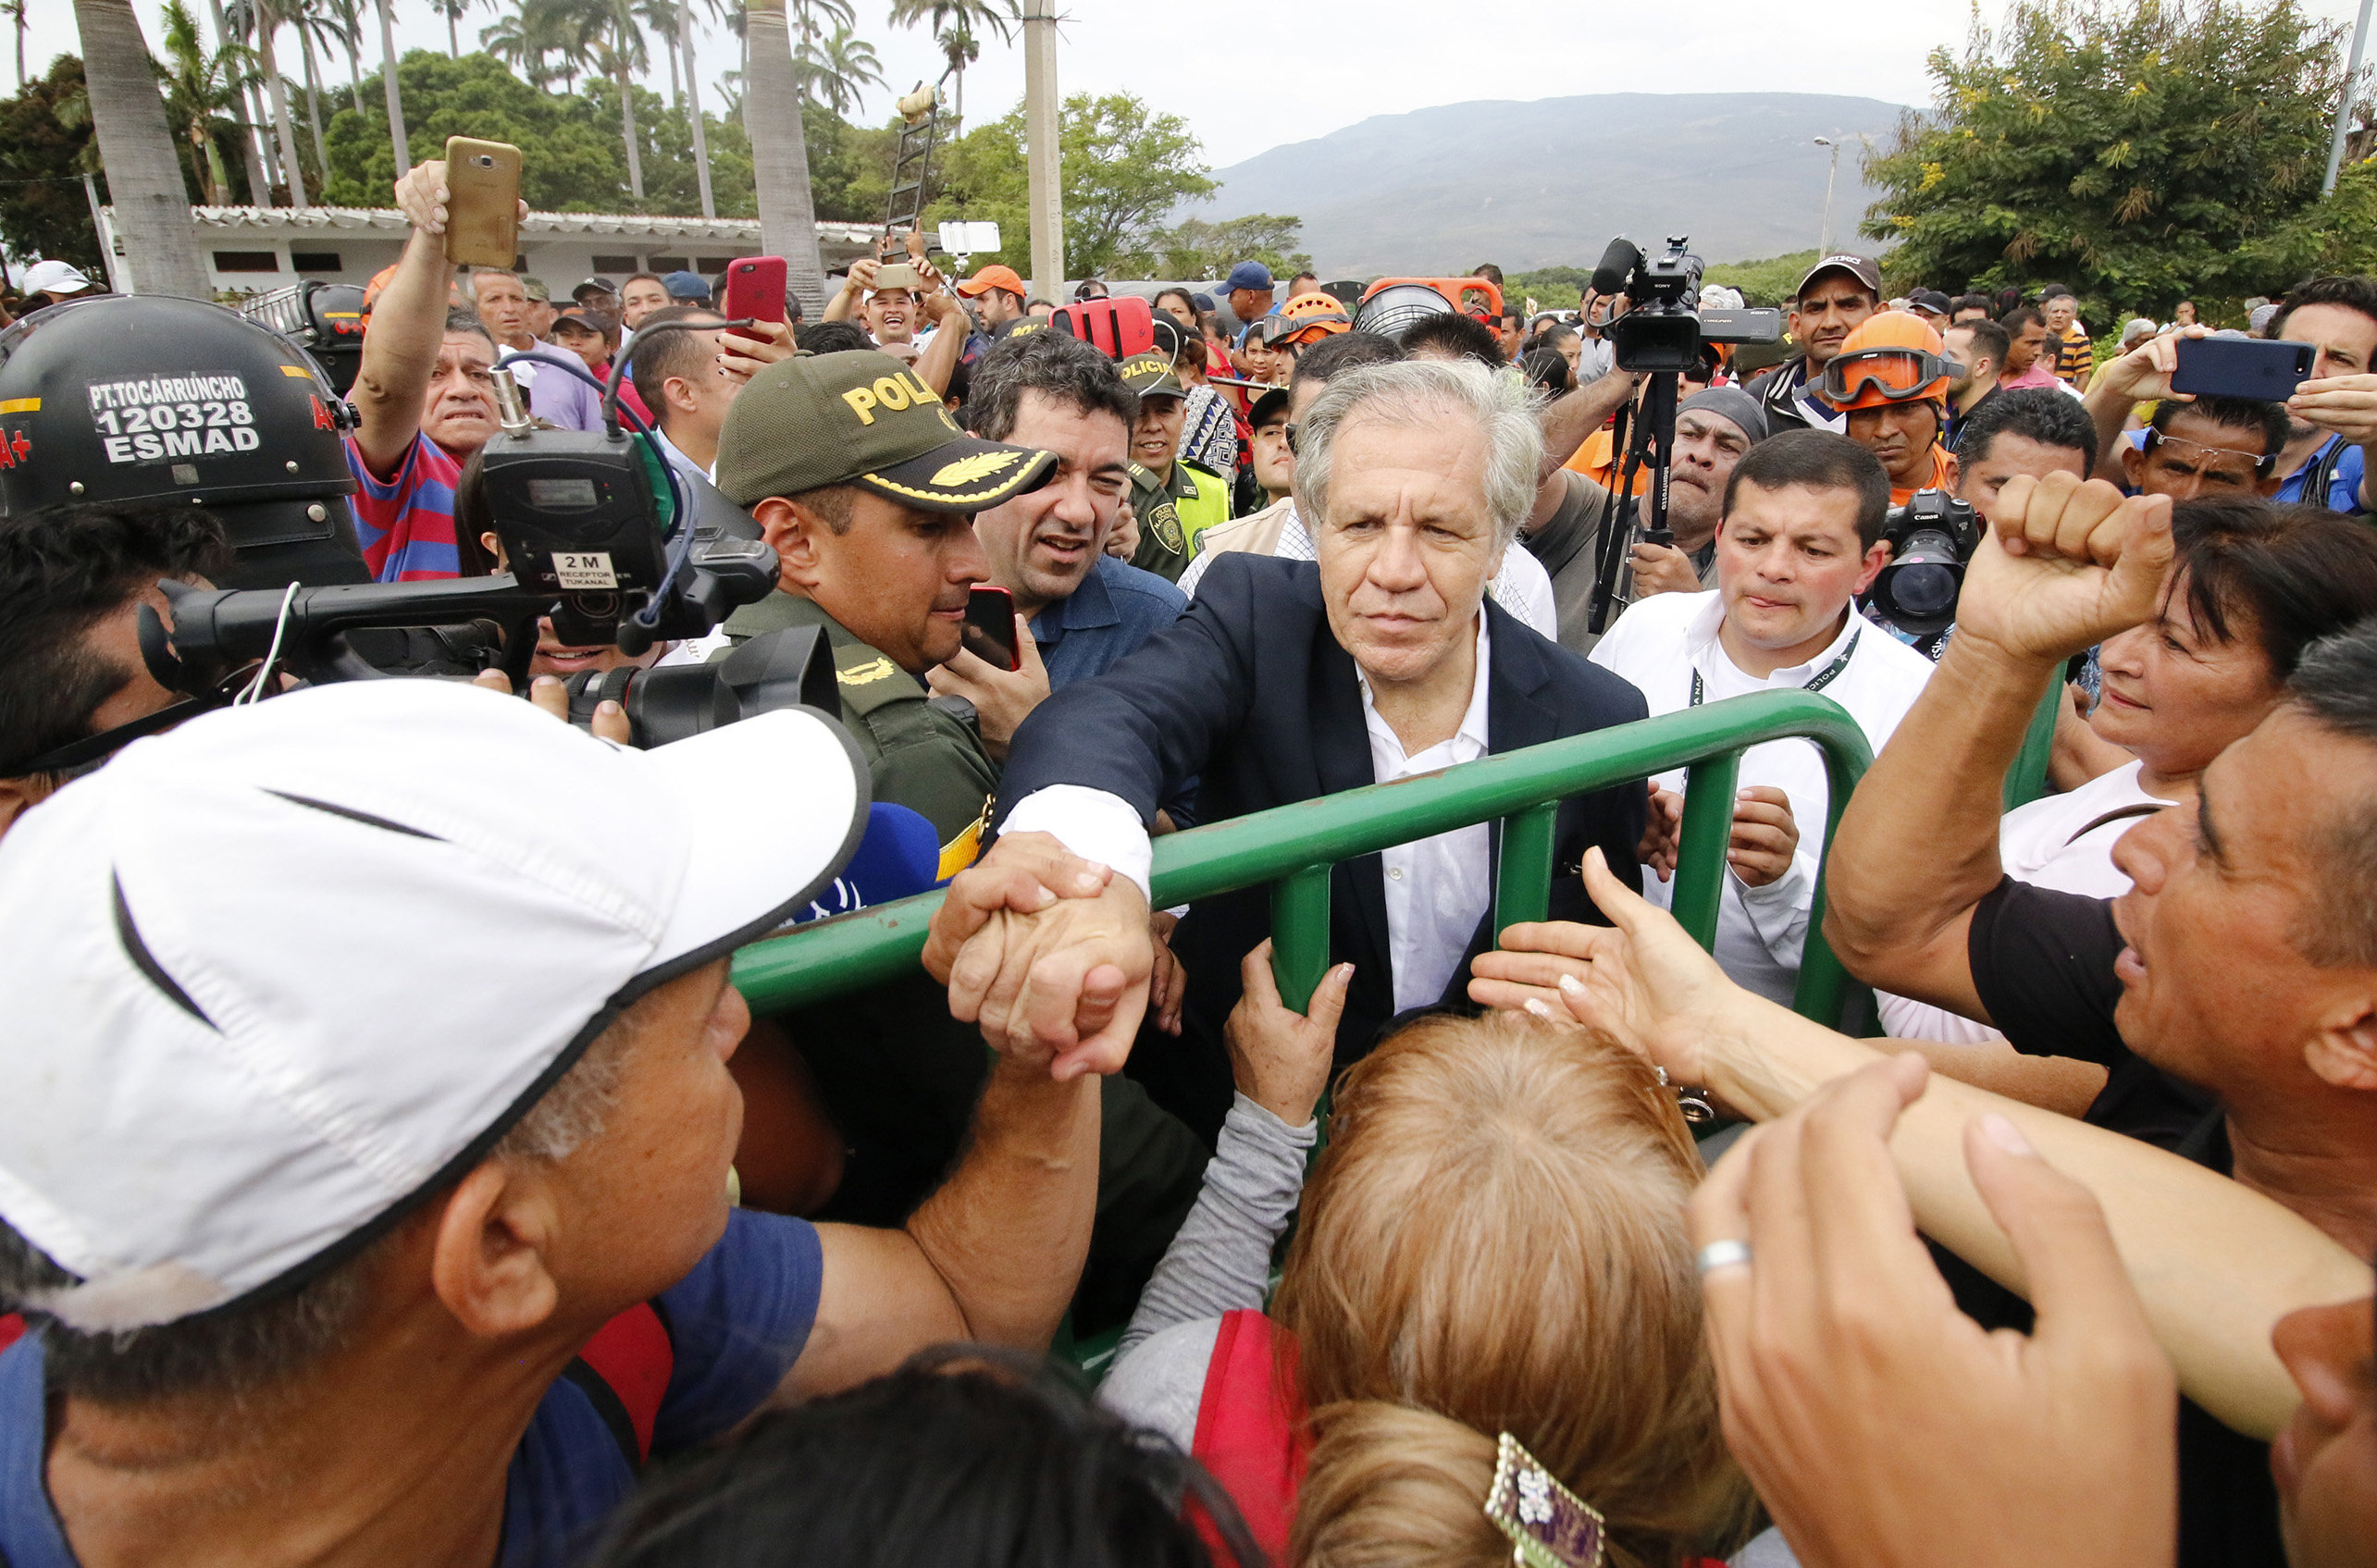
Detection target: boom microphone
<box><xmin>1591</xmin><ymin>238</ymin><xmax>1643</xmax><ymax>299</ymax></box>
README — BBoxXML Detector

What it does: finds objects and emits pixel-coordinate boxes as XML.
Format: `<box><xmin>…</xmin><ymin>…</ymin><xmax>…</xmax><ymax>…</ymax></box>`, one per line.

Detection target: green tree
<box><xmin>1863</xmin><ymin>0</ymin><xmax>2377</xmax><ymax>320</ymax></box>
<box><xmin>1128</xmin><ymin>213</ymin><xmax>1308</xmax><ymax>279</ymax></box>
<box><xmin>935</xmin><ymin>91</ymin><xmax>1215</xmax><ymax>278</ymax></box>
<box><xmin>320</xmin><ymin>48</ymin><xmax>642</xmax><ymax>209</ymax></box>
<box><xmin>0</xmin><ymin>56</ymin><xmax>105</xmax><ymax>274</ymax></box>
<box><xmin>74</xmin><ymin>0</ymin><xmax>208</xmax><ymax>291</ymax></box>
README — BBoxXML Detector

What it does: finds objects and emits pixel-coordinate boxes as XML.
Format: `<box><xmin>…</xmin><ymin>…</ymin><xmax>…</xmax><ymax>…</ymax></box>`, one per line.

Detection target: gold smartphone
<box><xmin>443</xmin><ymin>137</ymin><xmax>522</xmax><ymax>269</ymax></box>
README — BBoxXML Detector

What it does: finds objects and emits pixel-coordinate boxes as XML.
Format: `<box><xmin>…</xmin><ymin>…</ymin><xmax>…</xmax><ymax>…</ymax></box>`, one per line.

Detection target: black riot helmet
<box><xmin>0</xmin><ymin>294</ymin><xmax>369</xmax><ymax>586</ymax></box>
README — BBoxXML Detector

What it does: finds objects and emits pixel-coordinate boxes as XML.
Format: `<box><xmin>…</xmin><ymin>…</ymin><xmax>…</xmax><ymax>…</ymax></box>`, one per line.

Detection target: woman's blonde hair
<box><xmin>1273</xmin><ymin>1009</ymin><xmax>1753</xmax><ymax>1568</ymax></box>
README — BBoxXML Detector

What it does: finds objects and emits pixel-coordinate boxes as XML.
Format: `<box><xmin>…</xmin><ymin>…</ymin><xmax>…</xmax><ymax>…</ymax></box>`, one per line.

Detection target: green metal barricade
<box><xmin>733</xmin><ymin>687</ymin><xmax>1878</xmax><ymax>1031</ymax></box>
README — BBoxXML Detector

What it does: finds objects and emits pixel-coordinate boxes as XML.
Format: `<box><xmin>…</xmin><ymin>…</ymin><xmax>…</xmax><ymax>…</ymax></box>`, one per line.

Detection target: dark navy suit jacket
<box><xmin>996</xmin><ymin>553</ymin><xmax>1651</xmax><ymax>1142</ymax></box>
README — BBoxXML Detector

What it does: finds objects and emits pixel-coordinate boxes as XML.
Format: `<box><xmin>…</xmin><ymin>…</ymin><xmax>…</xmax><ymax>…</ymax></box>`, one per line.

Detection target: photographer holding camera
<box><xmin>1588</xmin><ymin>430</ymin><xmax>1938</xmax><ymax>1004</ymax></box>
<box><xmin>0</xmin><ymin>509</ymin><xmax>230</xmax><ymax>837</ymax></box>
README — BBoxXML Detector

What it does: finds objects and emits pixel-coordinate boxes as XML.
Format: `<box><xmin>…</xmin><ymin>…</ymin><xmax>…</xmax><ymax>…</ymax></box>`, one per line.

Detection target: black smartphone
<box><xmin>960</xmin><ymin>584</ymin><xmax>1020</xmax><ymax>671</ymax></box>
<box><xmin>2171</xmin><ymin>336</ymin><xmax>2316</xmax><ymax>401</ymax></box>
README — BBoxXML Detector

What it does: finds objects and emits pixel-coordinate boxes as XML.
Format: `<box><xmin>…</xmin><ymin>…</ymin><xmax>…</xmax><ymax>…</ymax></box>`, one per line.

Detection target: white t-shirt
<box><xmin>1590</xmin><ymin>589</ymin><xmax>1938</xmax><ymax>1005</ymax></box>
<box><xmin>1876</xmin><ymin>760</ymin><xmax>2169</xmax><ymax>1043</ymax></box>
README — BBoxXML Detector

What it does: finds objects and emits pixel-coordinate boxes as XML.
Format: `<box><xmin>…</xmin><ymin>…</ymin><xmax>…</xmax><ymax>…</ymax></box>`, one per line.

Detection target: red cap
<box><xmin>957</xmin><ymin>264</ymin><xmax>1026</xmax><ymax>300</ymax></box>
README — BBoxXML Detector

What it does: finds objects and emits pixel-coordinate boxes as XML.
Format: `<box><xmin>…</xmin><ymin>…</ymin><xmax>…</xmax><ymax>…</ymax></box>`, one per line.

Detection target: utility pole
<box><xmin>2326</xmin><ymin>0</ymin><xmax>2375</xmax><ymax>195</ymax></box>
<box><xmin>1022</xmin><ymin>0</ymin><xmax>1062</xmax><ymax>301</ymax></box>
<box><xmin>1814</xmin><ymin>136</ymin><xmax>1839</xmax><ymax>256</ymax></box>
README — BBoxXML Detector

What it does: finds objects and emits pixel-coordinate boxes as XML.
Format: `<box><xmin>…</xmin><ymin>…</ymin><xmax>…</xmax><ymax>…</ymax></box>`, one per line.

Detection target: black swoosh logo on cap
<box><xmin>112</xmin><ymin>873</ymin><xmax>216</xmax><ymax>1031</ymax></box>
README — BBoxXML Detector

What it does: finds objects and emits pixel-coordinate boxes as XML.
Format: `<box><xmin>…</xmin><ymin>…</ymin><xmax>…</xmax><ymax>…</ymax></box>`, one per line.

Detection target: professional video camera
<box><xmin>136</xmin><ymin>345</ymin><xmax>818</xmax><ymax>747</ymax></box>
<box><xmin>1589</xmin><ymin>236</ymin><xmax>1782</xmax><ymax>376</ymax></box>
<box><xmin>1865</xmin><ymin>488</ymin><xmax>1982</xmax><ymax>637</ymax></box>
<box><xmin>1583</xmin><ymin>237</ymin><xmax>1784</xmax><ymax>633</ymax></box>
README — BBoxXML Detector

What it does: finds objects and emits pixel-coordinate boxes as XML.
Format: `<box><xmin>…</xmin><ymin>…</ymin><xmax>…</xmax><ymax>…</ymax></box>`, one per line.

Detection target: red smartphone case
<box><xmin>724</xmin><ymin>257</ymin><xmax>787</xmax><ymax>325</ymax></box>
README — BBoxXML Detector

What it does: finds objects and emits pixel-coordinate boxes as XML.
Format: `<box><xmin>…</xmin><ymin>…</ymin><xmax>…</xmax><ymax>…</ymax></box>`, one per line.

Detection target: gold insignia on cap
<box><xmin>838</xmin><ymin>656</ymin><xmax>898</xmax><ymax>685</ymax></box>
<box><xmin>930</xmin><ymin>450</ymin><xmax>1023</xmax><ymax>487</ymax></box>
<box><xmin>1121</xmin><ymin>354</ymin><xmax>1168</xmax><ymax>379</ymax></box>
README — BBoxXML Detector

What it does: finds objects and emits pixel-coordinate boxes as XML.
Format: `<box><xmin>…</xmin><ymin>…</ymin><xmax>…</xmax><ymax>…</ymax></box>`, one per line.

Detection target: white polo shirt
<box><xmin>1590</xmin><ymin>589</ymin><xmax>1937</xmax><ymax>1004</ymax></box>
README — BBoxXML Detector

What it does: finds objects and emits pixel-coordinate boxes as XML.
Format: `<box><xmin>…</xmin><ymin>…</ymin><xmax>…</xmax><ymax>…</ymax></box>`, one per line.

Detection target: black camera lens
<box><xmin>1884</xmin><ymin>561</ymin><xmax>1962</xmax><ymax>621</ymax></box>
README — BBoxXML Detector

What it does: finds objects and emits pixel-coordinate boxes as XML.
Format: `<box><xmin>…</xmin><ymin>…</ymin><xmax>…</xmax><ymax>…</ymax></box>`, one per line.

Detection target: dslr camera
<box><xmin>1867</xmin><ymin>488</ymin><xmax>1983</xmax><ymax>636</ymax></box>
<box><xmin>1589</xmin><ymin>236</ymin><xmax>1783</xmax><ymax>374</ymax></box>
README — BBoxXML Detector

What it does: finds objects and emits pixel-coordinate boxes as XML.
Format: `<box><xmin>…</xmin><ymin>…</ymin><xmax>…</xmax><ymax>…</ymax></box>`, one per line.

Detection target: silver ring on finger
<box><xmin>1695</xmin><ymin>1238</ymin><xmax>1752</xmax><ymax>1277</ymax></box>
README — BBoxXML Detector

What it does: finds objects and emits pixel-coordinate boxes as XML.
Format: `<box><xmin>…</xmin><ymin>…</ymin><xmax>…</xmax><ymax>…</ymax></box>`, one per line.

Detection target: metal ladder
<box><xmin>883</xmin><ymin>80</ymin><xmax>947</xmax><ymax>244</ymax></box>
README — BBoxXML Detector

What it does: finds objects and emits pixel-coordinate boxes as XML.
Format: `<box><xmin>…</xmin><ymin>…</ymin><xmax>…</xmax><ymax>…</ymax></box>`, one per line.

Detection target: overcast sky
<box><xmin>20</xmin><ymin>0</ymin><xmax>2377</xmax><ymax>179</ymax></box>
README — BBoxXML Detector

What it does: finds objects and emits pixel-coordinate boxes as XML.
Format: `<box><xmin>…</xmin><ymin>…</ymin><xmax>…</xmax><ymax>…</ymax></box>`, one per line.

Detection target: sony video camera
<box><xmin>1590</xmin><ymin>236</ymin><xmax>1783</xmax><ymax>374</ymax></box>
<box><xmin>1867</xmin><ymin>488</ymin><xmax>1984</xmax><ymax>636</ymax></box>
<box><xmin>137</xmin><ymin>367</ymin><xmax>809</xmax><ymax>747</ymax></box>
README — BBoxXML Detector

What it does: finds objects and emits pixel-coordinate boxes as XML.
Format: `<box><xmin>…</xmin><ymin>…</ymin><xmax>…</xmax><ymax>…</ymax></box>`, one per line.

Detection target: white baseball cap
<box><xmin>0</xmin><ymin>679</ymin><xmax>868</xmax><ymax>1331</ymax></box>
<box><xmin>23</xmin><ymin>259</ymin><xmax>95</xmax><ymax>297</ymax></box>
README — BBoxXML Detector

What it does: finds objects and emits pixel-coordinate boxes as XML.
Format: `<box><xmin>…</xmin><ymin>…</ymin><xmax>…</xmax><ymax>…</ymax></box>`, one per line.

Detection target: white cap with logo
<box><xmin>0</xmin><ymin>680</ymin><xmax>867</xmax><ymax>1331</ymax></box>
<box><xmin>23</xmin><ymin>259</ymin><xmax>96</xmax><ymax>297</ymax></box>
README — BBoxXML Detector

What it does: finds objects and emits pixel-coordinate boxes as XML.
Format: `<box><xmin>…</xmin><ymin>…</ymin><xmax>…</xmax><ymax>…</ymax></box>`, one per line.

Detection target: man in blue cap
<box><xmin>1224</xmin><ymin>262</ymin><xmax>1275</xmax><ymax>373</ymax></box>
<box><xmin>663</xmin><ymin>269</ymin><xmax>714</xmax><ymax>306</ymax></box>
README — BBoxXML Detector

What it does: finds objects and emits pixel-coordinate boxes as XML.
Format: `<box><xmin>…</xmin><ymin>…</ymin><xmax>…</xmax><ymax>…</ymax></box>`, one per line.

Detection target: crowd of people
<box><xmin>0</xmin><ymin>152</ymin><xmax>2373</xmax><ymax>1568</ymax></box>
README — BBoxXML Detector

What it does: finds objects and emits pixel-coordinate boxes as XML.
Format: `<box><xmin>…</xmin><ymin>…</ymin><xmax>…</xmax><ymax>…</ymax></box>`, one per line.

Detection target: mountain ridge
<box><xmin>1192</xmin><ymin>92</ymin><xmax>1910</xmax><ymax>278</ymax></box>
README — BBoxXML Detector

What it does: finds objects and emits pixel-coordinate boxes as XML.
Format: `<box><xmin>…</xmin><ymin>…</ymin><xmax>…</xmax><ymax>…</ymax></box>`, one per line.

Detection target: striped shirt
<box><xmin>2054</xmin><ymin>326</ymin><xmax>2094</xmax><ymax>386</ymax></box>
<box><xmin>345</xmin><ymin>431</ymin><xmax>464</xmax><ymax>582</ymax></box>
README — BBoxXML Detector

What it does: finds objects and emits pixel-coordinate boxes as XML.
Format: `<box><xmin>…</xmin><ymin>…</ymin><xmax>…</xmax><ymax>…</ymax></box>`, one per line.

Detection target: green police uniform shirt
<box><xmin>1128</xmin><ymin>460</ymin><xmax>1230</xmax><ymax>583</ymax></box>
<box><xmin>714</xmin><ymin>592</ymin><xmax>997</xmax><ymax>876</ymax></box>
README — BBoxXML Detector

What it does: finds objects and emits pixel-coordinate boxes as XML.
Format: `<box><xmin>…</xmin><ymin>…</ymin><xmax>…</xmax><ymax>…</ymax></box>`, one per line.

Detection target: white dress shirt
<box><xmin>1176</xmin><ymin>500</ymin><xmax>1560</xmax><ymax>642</ymax></box>
<box><xmin>1590</xmin><ymin>589</ymin><xmax>1937</xmax><ymax>1004</ymax></box>
<box><xmin>1877</xmin><ymin>759</ymin><xmax>2168</xmax><ymax>1043</ymax></box>
<box><xmin>1002</xmin><ymin>616</ymin><xmax>1497</xmax><ymax>1013</ymax></box>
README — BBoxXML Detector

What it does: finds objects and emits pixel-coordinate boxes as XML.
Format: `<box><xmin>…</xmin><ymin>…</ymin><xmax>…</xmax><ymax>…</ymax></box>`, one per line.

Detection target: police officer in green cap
<box><xmin>1118</xmin><ymin>349</ymin><xmax>1232</xmax><ymax>583</ymax></box>
<box><xmin>712</xmin><ymin>351</ymin><xmax>1057</xmax><ymax>876</ymax></box>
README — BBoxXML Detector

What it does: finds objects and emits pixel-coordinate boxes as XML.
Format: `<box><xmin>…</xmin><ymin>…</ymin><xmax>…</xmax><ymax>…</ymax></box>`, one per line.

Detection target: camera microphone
<box><xmin>1591</xmin><ymin>239</ymin><xmax>1642</xmax><ymax>299</ymax></box>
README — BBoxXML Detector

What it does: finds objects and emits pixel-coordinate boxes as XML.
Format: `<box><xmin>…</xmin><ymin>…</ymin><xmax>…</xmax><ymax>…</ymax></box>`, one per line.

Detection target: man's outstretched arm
<box><xmin>352</xmin><ymin>161</ymin><xmax>521</xmax><ymax>476</ymax></box>
<box><xmin>780</xmin><ymin>838</ymin><xmax>1116</xmax><ymax>1398</ymax></box>
<box><xmin>1473</xmin><ymin>850</ymin><xmax>2366</xmax><ymax>1443</ymax></box>
<box><xmin>1821</xmin><ymin>475</ymin><xmax>2173</xmax><ymax>1019</ymax></box>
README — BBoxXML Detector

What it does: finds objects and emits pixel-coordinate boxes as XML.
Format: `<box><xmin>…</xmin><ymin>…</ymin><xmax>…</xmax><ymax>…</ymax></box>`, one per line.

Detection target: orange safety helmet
<box><xmin>1272</xmin><ymin>290</ymin><xmax>1353</xmax><ymax>347</ymax></box>
<box><xmin>1821</xmin><ymin>310</ymin><xmax>1962</xmax><ymax>409</ymax></box>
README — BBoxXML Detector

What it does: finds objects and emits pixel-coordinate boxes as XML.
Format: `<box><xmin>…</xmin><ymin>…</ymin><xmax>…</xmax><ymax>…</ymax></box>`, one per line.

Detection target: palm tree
<box><xmin>634</xmin><ymin>0</ymin><xmax>679</xmax><ymax>105</ymax></box>
<box><xmin>935</xmin><ymin>21</ymin><xmax>973</xmax><ymax>122</ymax></box>
<box><xmin>248</xmin><ymin>0</ymin><xmax>311</xmax><ymax>204</ymax></box>
<box><xmin>590</xmin><ymin>0</ymin><xmax>649</xmax><ymax>202</ymax></box>
<box><xmin>675</xmin><ymin>0</ymin><xmax>716</xmax><ymax>216</ymax></box>
<box><xmin>795</xmin><ymin>21</ymin><xmax>878</xmax><ymax>119</ymax></box>
<box><xmin>371</xmin><ymin>0</ymin><xmax>408</xmax><ymax>179</ymax></box>
<box><xmin>319</xmin><ymin>0</ymin><xmax>365</xmax><ymax>108</ymax></box>
<box><xmin>742</xmin><ymin>0</ymin><xmax>824</xmax><ymax>309</ymax></box>
<box><xmin>217</xmin><ymin>0</ymin><xmax>281</xmax><ymax>204</ymax></box>
<box><xmin>70</xmin><ymin>0</ymin><xmax>211</xmax><ymax>294</ymax></box>
<box><xmin>885</xmin><ymin>0</ymin><xmax>1010</xmax><ymax>130</ymax></box>
<box><xmin>157</xmin><ymin>0</ymin><xmax>246</xmax><ymax>204</ymax></box>
<box><xmin>291</xmin><ymin>0</ymin><xmax>342</xmax><ymax>190</ymax></box>
<box><xmin>480</xmin><ymin>9</ymin><xmax>556</xmax><ymax>86</ymax></box>
<box><xmin>5</xmin><ymin>0</ymin><xmax>28</xmax><ymax>90</ymax></box>
<box><xmin>433</xmin><ymin>0</ymin><xmax>478</xmax><ymax>57</ymax></box>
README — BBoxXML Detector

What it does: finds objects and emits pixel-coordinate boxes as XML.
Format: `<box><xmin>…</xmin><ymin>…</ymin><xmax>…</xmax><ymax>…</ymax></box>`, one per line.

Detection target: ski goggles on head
<box><xmin>1819</xmin><ymin>346</ymin><xmax>1963</xmax><ymax>404</ymax></box>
